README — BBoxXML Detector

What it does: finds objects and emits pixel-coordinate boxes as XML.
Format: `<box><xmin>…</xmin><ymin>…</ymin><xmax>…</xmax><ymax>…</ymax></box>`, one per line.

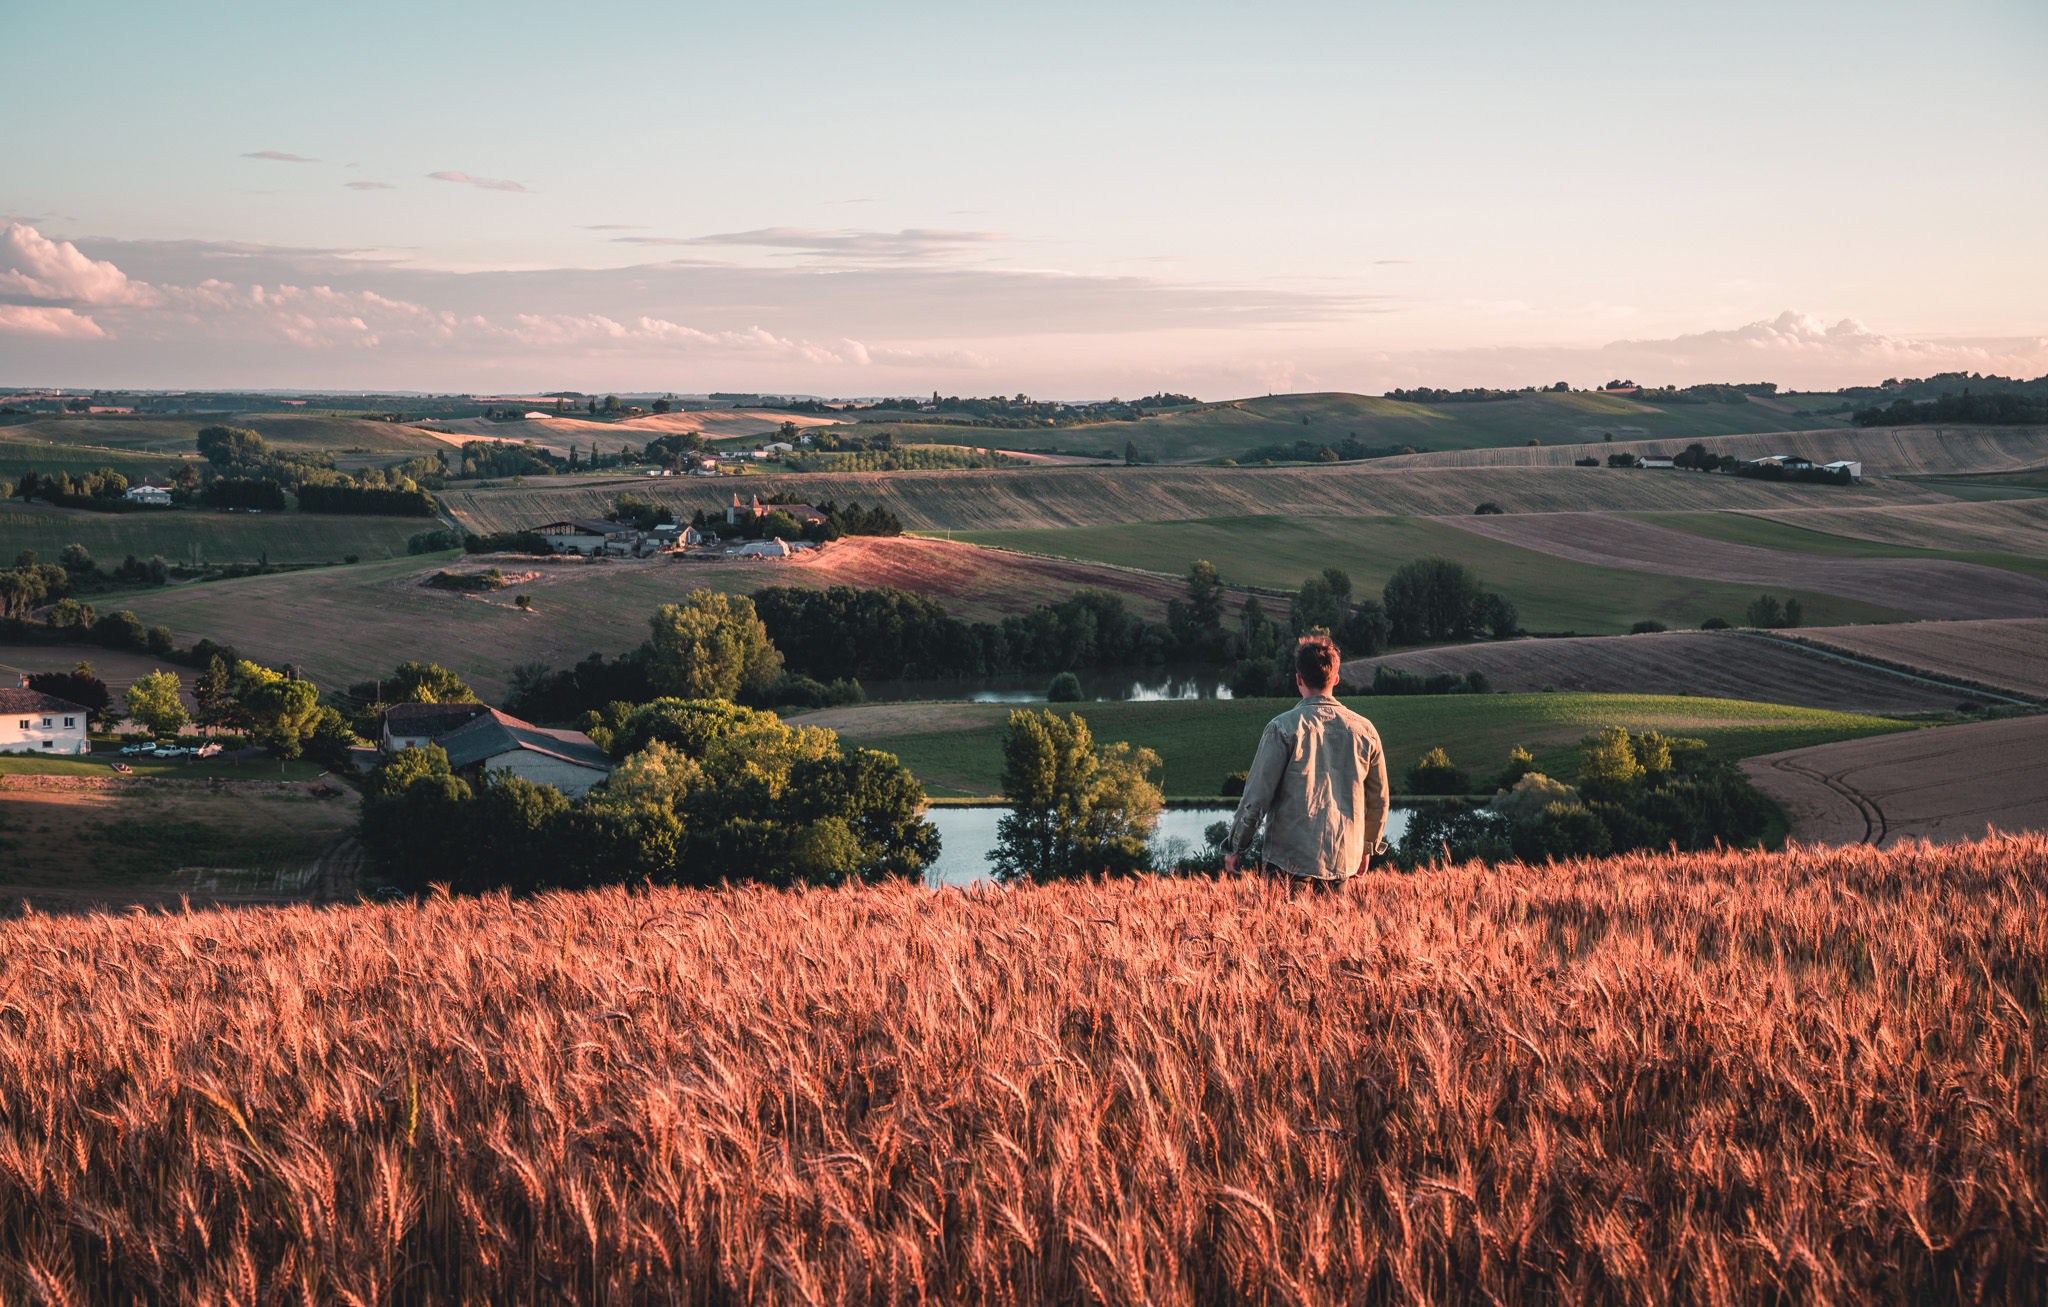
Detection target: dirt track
<box><xmin>1742</xmin><ymin>715</ymin><xmax>2048</xmax><ymax>847</ymax></box>
<box><xmin>1441</xmin><ymin>512</ymin><xmax>2048</xmax><ymax>620</ymax></box>
<box><xmin>1340</xmin><ymin>631</ymin><xmax>1967</xmax><ymax>715</ymax></box>
<box><xmin>1791</xmin><ymin>619</ymin><xmax>2048</xmax><ymax>700</ymax></box>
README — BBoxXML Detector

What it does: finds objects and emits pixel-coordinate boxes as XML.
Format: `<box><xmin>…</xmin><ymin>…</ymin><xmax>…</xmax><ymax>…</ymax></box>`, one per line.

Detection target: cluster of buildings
<box><xmin>528</xmin><ymin>495</ymin><xmax>828</xmax><ymax>561</ymax></box>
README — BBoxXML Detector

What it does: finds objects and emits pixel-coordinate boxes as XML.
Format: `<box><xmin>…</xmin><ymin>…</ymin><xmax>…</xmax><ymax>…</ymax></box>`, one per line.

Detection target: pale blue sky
<box><xmin>4</xmin><ymin>0</ymin><xmax>2044</xmax><ymax>392</ymax></box>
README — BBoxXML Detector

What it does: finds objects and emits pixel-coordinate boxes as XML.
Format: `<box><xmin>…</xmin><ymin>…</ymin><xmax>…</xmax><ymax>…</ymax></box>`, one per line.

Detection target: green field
<box><xmin>0</xmin><ymin>438</ymin><xmax>203</xmax><ymax>485</ymax></box>
<box><xmin>794</xmin><ymin>693</ymin><xmax>1919</xmax><ymax>798</ymax></box>
<box><xmin>852</xmin><ymin>391</ymin><xmax>1850</xmax><ymax>465</ymax></box>
<box><xmin>0</xmin><ymin>502</ymin><xmax>432</xmax><ymax>565</ymax></box>
<box><xmin>949</xmin><ymin>515</ymin><xmax>1921</xmax><ymax>632</ymax></box>
<box><xmin>1633</xmin><ymin>511</ymin><xmax>2048</xmax><ymax>581</ymax></box>
<box><xmin>0</xmin><ymin>755</ymin><xmax>328</xmax><ymax>781</ymax></box>
<box><xmin>1</xmin><ymin>413</ymin><xmax>452</xmax><ymax>458</ymax></box>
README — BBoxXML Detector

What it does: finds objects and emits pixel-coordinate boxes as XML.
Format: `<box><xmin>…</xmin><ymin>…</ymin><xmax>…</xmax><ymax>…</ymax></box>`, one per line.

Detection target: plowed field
<box><xmin>1340</xmin><ymin>631</ymin><xmax>1964</xmax><ymax>715</ymax></box>
<box><xmin>1371</xmin><ymin>424</ymin><xmax>2048</xmax><ymax>476</ymax></box>
<box><xmin>1442</xmin><ymin>512</ymin><xmax>2048</xmax><ymax>620</ymax></box>
<box><xmin>1791</xmin><ymin>619</ymin><xmax>2048</xmax><ymax>700</ymax></box>
<box><xmin>439</xmin><ymin>462</ymin><xmax>1954</xmax><ymax>535</ymax></box>
<box><xmin>1742</xmin><ymin>715</ymin><xmax>2048</xmax><ymax>846</ymax></box>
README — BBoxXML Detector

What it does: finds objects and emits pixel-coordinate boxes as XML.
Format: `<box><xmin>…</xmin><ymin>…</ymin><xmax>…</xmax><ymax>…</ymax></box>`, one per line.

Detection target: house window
<box><xmin>40</xmin><ymin>718</ymin><xmax>52</xmax><ymax>727</ymax></box>
<box><xmin>14</xmin><ymin>720</ymin><xmax>24</xmax><ymax>730</ymax></box>
<box><xmin>64</xmin><ymin>717</ymin><xmax>75</xmax><ymax>727</ymax></box>
<box><xmin>41</xmin><ymin>740</ymin><xmax>53</xmax><ymax>749</ymax></box>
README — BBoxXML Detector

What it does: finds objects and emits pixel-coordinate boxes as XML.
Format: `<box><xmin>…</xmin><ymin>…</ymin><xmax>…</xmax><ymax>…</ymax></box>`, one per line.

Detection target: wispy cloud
<box><xmin>344</xmin><ymin>181</ymin><xmax>395</xmax><ymax>191</ymax></box>
<box><xmin>579</xmin><ymin>224</ymin><xmax>645</xmax><ymax>231</ymax></box>
<box><xmin>614</xmin><ymin>227</ymin><xmax>1008</xmax><ymax>262</ymax></box>
<box><xmin>428</xmin><ymin>171</ymin><xmax>527</xmax><ymax>193</ymax></box>
<box><xmin>242</xmin><ymin>150</ymin><xmax>319</xmax><ymax>163</ymax></box>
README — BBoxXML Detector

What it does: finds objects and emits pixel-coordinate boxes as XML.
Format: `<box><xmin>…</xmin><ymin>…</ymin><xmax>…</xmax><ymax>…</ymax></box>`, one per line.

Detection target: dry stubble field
<box><xmin>1788</xmin><ymin>619</ymin><xmax>2048</xmax><ymax>700</ymax></box>
<box><xmin>1</xmin><ymin>837</ymin><xmax>2043</xmax><ymax>1303</ymax></box>
<box><xmin>1742</xmin><ymin>713</ymin><xmax>2048</xmax><ymax>848</ymax></box>
<box><xmin>1371</xmin><ymin>425</ymin><xmax>2048</xmax><ymax>477</ymax></box>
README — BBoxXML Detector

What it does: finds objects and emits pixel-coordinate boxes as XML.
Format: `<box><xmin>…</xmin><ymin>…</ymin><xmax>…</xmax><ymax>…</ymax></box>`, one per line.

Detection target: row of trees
<box><xmin>119</xmin><ymin>656</ymin><xmax>357</xmax><ymax>763</ymax></box>
<box><xmin>359</xmin><ymin>698</ymin><xmax>936</xmax><ymax>894</ymax></box>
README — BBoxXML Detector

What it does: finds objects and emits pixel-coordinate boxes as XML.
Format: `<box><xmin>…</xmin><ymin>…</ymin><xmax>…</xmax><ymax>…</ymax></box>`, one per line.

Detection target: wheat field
<box><xmin>2</xmin><ymin>837</ymin><xmax>2043</xmax><ymax>1303</ymax></box>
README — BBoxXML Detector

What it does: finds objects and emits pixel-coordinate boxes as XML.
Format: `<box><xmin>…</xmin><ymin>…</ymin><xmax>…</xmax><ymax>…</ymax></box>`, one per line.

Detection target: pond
<box><xmin>922</xmin><ymin>805</ymin><xmax>1415</xmax><ymax>888</ymax></box>
<box><xmin>863</xmin><ymin>663</ymin><xmax>1234</xmax><ymax>705</ymax></box>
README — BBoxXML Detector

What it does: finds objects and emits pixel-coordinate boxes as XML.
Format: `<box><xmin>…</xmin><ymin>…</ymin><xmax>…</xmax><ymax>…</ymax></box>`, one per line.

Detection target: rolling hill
<box><xmin>1368</xmin><ymin>423</ymin><xmax>2048</xmax><ymax>477</ymax></box>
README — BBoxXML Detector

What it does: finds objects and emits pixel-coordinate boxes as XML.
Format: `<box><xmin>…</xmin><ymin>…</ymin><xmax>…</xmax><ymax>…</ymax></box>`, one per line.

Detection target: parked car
<box><xmin>119</xmin><ymin>742</ymin><xmax>156</xmax><ymax>756</ymax></box>
<box><xmin>151</xmin><ymin>745</ymin><xmax>191</xmax><ymax>758</ymax></box>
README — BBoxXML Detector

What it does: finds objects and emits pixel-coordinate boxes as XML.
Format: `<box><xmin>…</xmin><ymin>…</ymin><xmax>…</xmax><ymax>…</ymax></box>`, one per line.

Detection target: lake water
<box><xmin>923</xmin><ymin>805</ymin><xmax>1414</xmax><ymax>887</ymax></box>
<box><xmin>864</xmin><ymin>663</ymin><xmax>1234</xmax><ymax>704</ymax></box>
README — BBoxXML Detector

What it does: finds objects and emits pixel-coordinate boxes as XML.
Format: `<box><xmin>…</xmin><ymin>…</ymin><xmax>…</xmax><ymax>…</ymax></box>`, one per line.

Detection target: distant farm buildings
<box><xmin>122</xmin><ymin>479</ymin><xmax>174</xmax><ymax>506</ymax></box>
<box><xmin>378</xmin><ymin>703</ymin><xmax>611</xmax><ymax>798</ymax></box>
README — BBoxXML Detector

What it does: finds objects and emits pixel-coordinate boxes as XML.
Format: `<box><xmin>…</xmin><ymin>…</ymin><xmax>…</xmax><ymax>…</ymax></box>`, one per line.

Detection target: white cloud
<box><xmin>0</xmin><ymin>305</ymin><xmax>105</xmax><ymax>338</ymax></box>
<box><xmin>428</xmin><ymin>171</ymin><xmax>527</xmax><ymax>193</ymax></box>
<box><xmin>0</xmin><ymin>222</ymin><xmax>158</xmax><ymax>308</ymax></box>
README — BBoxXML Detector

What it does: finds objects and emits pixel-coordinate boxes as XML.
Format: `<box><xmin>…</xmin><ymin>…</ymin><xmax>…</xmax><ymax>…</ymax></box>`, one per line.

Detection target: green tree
<box><xmin>233</xmin><ymin>661</ymin><xmax>321</xmax><ymax>762</ymax></box>
<box><xmin>646</xmin><ymin>591</ymin><xmax>784</xmax><ymax>701</ymax></box>
<box><xmin>1403</xmin><ymin>747</ymin><xmax>1470</xmax><ymax>795</ymax></box>
<box><xmin>124</xmin><ymin>669</ymin><xmax>188</xmax><ymax>738</ymax></box>
<box><xmin>1745</xmin><ymin>595</ymin><xmax>1785</xmax><ymax>628</ymax></box>
<box><xmin>1047</xmin><ymin>672</ymin><xmax>1084</xmax><ymax>702</ymax></box>
<box><xmin>1577</xmin><ymin>726</ymin><xmax>1645</xmax><ymax>802</ymax></box>
<box><xmin>193</xmin><ymin>655</ymin><xmax>236</xmax><ymax>735</ymax></box>
<box><xmin>58</xmin><ymin>543</ymin><xmax>95</xmax><ymax>575</ymax></box>
<box><xmin>1184</xmin><ymin>559</ymin><xmax>1225</xmax><ymax>631</ymax></box>
<box><xmin>384</xmin><ymin>660</ymin><xmax>478</xmax><ymax>704</ymax></box>
<box><xmin>989</xmin><ymin>709</ymin><xmax>1162</xmax><ymax>882</ymax></box>
<box><xmin>1782</xmin><ymin>598</ymin><xmax>1804</xmax><ymax>628</ymax></box>
<box><xmin>1382</xmin><ymin>556</ymin><xmax>1486</xmax><ymax>644</ymax></box>
<box><xmin>360</xmin><ymin>746</ymin><xmax>475</xmax><ymax>891</ymax></box>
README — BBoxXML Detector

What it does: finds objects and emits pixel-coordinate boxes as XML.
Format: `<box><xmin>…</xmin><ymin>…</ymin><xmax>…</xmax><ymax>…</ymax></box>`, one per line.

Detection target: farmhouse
<box><xmin>1822</xmin><ymin>460</ymin><xmax>1864</xmax><ymax>481</ymax></box>
<box><xmin>433</xmin><ymin>708</ymin><xmax>613</xmax><ymax>798</ymax></box>
<box><xmin>380</xmin><ymin>701</ymin><xmax>490</xmax><ymax>752</ymax></box>
<box><xmin>0</xmin><ymin>681</ymin><xmax>91</xmax><ymax>755</ymax></box>
<box><xmin>726</xmin><ymin>494</ymin><xmax>826</xmax><ymax>527</ymax></box>
<box><xmin>1745</xmin><ymin>455</ymin><xmax>1815</xmax><ymax>472</ymax></box>
<box><xmin>1637</xmin><ymin>455</ymin><xmax>1675</xmax><ymax>469</ymax></box>
<box><xmin>530</xmin><ymin>519</ymin><xmax>651</xmax><ymax>557</ymax></box>
<box><xmin>122</xmin><ymin>479</ymin><xmax>173</xmax><ymax>506</ymax></box>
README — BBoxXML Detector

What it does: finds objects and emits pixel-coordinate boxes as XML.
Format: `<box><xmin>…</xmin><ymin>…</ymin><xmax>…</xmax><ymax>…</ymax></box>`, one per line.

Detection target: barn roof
<box><xmin>434</xmin><ymin>708</ymin><xmax>611</xmax><ymax>773</ymax></box>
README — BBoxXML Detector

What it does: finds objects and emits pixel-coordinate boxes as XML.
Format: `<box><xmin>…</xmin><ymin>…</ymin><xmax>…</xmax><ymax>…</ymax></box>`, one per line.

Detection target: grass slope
<box><xmin>0</xmin><ymin>437</ymin><xmax>203</xmax><ymax>485</ymax></box>
<box><xmin>440</xmin><ymin>463</ymin><xmax>1954</xmax><ymax>535</ymax></box>
<box><xmin>0</xmin><ymin>502</ymin><xmax>431</xmax><ymax>565</ymax></box>
<box><xmin>796</xmin><ymin>692</ymin><xmax>1918</xmax><ymax>797</ymax></box>
<box><xmin>1371</xmin><ymin>423</ymin><xmax>2048</xmax><ymax>477</ymax></box>
<box><xmin>1</xmin><ymin>413</ymin><xmax>452</xmax><ymax>457</ymax></box>
<box><xmin>952</xmin><ymin>515</ymin><xmax>1920</xmax><ymax>632</ymax></box>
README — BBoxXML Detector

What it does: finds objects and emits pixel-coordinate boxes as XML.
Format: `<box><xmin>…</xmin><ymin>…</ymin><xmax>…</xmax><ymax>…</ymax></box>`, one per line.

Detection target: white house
<box><xmin>1637</xmin><ymin>455</ymin><xmax>1675</xmax><ymax>469</ymax></box>
<box><xmin>123</xmin><ymin>479</ymin><xmax>173</xmax><ymax>506</ymax></box>
<box><xmin>1822</xmin><ymin>460</ymin><xmax>1864</xmax><ymax>481</ymax></box>
<box><xmin>733</xmin><ymin>538</ymin><xmax>793</xmax><ymax>558</ymax></box>
<box><xmin>433</xmin><ymin>708</ymin><xmax>612</xmax><ymax>798</ymax></box>
<box><xmin>1</xmin><ymin>682</ymin><xmax>91</xmax><ymax>755</ymax></box>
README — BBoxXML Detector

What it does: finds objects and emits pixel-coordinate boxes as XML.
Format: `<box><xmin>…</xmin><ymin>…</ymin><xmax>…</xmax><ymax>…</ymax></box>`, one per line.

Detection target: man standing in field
<box><xmin>1223</xmin><ymin>636</ymin><xmax>1390</xmax><ymax>887</ymax></box>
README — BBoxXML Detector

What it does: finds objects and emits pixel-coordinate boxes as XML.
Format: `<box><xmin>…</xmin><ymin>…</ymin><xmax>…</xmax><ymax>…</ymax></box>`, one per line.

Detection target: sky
<box><xmin>3</xmin><ymin>0</ymin><xmax>2045</xmax><ymax>397</ymax></box>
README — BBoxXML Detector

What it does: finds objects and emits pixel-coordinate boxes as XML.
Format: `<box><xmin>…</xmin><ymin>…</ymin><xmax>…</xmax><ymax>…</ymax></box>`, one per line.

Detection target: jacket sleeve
<box><xmin>1228</xmin><ymin>721</ymin><xmax>1288</xmax><ymax>857</ymax></box>
<box><xmin>1356</xmin><ymin>731</ymin><xmax>1391</xmax><ymax>871</ymax></box>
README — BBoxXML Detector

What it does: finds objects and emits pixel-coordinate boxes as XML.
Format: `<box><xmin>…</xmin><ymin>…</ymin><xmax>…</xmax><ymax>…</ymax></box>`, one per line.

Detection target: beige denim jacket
<box><xmin>1228</xmin><ymin>694</ymin><xmax>1389</xmax><ymax>880</ymax></box>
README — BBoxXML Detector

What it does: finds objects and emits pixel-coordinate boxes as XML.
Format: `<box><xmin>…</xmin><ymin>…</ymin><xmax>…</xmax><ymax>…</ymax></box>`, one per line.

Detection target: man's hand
<box><xmin>1223</xmin><ymin>853</ymin><xmax>1239</xmax><ymax>873</ymax></box>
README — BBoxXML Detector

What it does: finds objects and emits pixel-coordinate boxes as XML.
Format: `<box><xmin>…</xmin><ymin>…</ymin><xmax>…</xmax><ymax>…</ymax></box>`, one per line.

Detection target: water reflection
<box><xmin>865</xmin><ymin>663</ymin><xmax>1235</xmax><ymax>704</ymax></box>
<box><xmin>922</xmin><ymin>806</ymin><xmax>1413</xmax><ymax>888</ymax></box>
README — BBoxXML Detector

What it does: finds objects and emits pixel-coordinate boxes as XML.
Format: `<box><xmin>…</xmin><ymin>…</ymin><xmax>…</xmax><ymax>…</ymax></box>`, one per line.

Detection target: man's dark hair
<box><xmin>1294</xmin><ymin>636</ymin><xmax>1340</xmax><ymax>692</ymax></box>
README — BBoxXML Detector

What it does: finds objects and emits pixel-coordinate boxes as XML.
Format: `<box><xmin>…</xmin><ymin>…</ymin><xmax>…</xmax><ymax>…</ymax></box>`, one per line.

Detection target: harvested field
<box><xmin>96</xmin><ymin>538</ymin><xmax>1193</xmax><ymax>698</ymax></box>
<box><xmin>1744</xmin><ymin>498</ymin><xmax>2048</xmax><ymax>556</ymax></box>
<box><xmin>416</xmin><ymin>408</ymin><xmax>846</xmax><ymax>456</ymax></box>
<box><xmin>1371</xmin><ymin>424</ymin><xmax>2048</xmax><ymax>476</ymax></box>
<box><xmin>439</xmin><ymin>462</ymin><xmax>1956</xmax><ymax>535</ymax></box>
<box><xmin>1442</xmin><ymin>511</ymin><xmax>2048</xmax><ymax>619</ymax></box>
<box><xmin>1790</xmin><ymin>618</ymin><xmax>2048</xmax><ymax>700</ymax></box>
<box><xmin>1341</xmin><ymin>631</ymin><xmax>1966</xmax><ymax>715</ymax></box>
<box><xmin>1742</xmin><ymin>714</ymin><xmax>2048</xmax><ymax>847</ymax></box>
<box><xmin>2</xmin><ymin>838</ymin><xmax>2043</xmax><ymax>1302</ymax></box>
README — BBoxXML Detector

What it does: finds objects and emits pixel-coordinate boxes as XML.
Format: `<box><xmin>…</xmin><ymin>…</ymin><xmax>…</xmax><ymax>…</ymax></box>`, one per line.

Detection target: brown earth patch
<box><xmin>1340</xmin><ymin>631</ymin><xmax>1965</xmax><ymax>715</ymax></box>
<box><xmin>1742</xmin><ymin>715</ymin><xmax>2048</xmax><ymax>847</ymax></box>
<box><xmin>1440</xmin><ymin>512</ymin><xmax>2048</xmax><ymax>620</ymax></box>
<box><xmin>1788</xmin><ymin>619</ymin><xmax>2048</xmax><ymax>700</ymax></box>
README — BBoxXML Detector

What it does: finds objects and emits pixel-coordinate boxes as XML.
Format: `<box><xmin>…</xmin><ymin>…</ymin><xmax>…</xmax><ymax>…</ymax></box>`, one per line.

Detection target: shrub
<box><xmin>408</xmin><ymin>528</ymin><xmax>465</xmax><ymax>555</ymax></box>
<box><xmin>1746</xmin><ymin>595</ymin><xmax>1786</xmax><ymax>628</ymax></box>
<box><xmin>1473</xmin><ymin>501</ymin><xmax>1504</xmax><ymax>515</ymax></box>
<box><xmin>1046</xmin><ymin>672</ymin><xmax>1084</xmax><ymax>702</ymax></box>
<box><xmin>1405</xmin><ymin>747</ymin><xmax>1471</xmax><ymax>795</ymax></box>
<box><xmin>1630</xmin><ymin>620</ymin><xmax>1669</xmax><ymax>634</ymax></box>
<box><xmin>1493</xmin><ymin>745</ymin><xmax>1537</xmax><ymax>790</ymax></box>
<box><xmin>1512</xmin><ymin>803</ymin><xmax>1613</xmax><ymax>862</ymax></box>
<box><xmin>1700</xmin><ymin>616</ymin><xmax>1731</xmax><ymax>630</ymax></box>
<box><xmin>1574</xmin><ymin>456</ymin><xmax>1600</xmax><ymax>467</ymax></box>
